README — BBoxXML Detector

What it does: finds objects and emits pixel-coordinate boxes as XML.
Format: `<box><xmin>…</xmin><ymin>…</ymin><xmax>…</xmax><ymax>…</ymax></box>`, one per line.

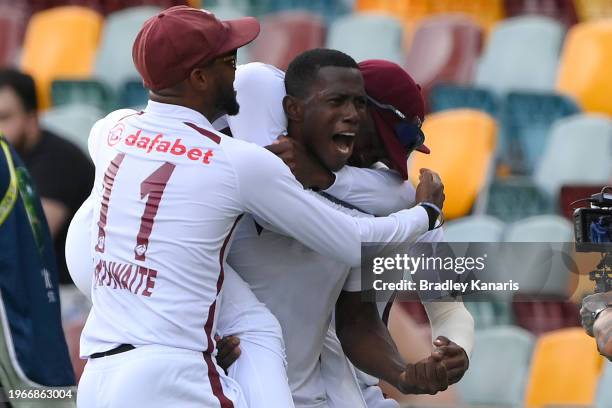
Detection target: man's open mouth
<box><xmin>332</xmin><ymin>132</ymin><xmax>356</xmax><ymax>155</ymax></box>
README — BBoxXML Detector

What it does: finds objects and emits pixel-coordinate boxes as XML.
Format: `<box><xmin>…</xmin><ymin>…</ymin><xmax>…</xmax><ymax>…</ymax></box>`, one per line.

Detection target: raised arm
<box><xmin>229</xmin><ymin>144</ymin><xmax>443</xmax><ymax>268</ymax></box>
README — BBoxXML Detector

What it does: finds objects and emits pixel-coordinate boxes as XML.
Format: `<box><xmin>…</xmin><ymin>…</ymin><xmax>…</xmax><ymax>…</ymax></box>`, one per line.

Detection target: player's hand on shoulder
<box><xmin>415</xmin><ymin>168</ymin><xmax>445</xmax><ymax>210</ymax></box>
<box><xmin>215</xmin><ymin>335</ymin><xmax>241</xmax><ymax>373</ymax></box>
<box><xmin>433</xmin><ymin>336</ymin><xmax>469</xmax><ymax>385</ymax></box>
<box><xmin>396</xmin><ymin>355</ymin><xmax>448</xmax><ymax>395</ymax></box>
<box><xmin>265</xmin><ymin>135</ymin><xmax>334</xmax><ymax>190</ymax></box>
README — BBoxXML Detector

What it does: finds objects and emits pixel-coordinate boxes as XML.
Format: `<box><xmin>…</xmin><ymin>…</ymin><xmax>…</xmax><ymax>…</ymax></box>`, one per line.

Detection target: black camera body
<box><xmin>573</xmin><ymin>188</ymin><xmax>612</xmax><ymax>252</ymax></box>
<box><xmin>573</xmin><ymin>187</ymin><xmax>612</xmax><ymax>293</ymax></box>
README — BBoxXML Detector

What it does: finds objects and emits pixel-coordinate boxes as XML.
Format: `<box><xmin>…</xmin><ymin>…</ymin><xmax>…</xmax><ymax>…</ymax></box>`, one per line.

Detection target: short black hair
<box><xmin>285</xmin><ymin>48</ymin><xmax>358</xmax><ymax>98</ymax></box>
<box><xmin>0</xmin><ymin>69</ymin><xmax>38</xmax><ymax>112</ymax></box>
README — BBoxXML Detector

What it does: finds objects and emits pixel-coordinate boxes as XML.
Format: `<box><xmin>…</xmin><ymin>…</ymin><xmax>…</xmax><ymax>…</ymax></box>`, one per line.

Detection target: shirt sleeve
<box><xmin>228</xmin><ymin>143</ymin><xmax>429</xmax><ymax>268</ymax></box>
<box><xmin>323</xmin><ymin>164</ymin><xmax>417</xmax><ymax>216</ymax></box>
<box><xmin>342</xmin><ymin>267</ymin><xmax>362</xmax><ymax>292</ymax></box>
<box><xmin>227</xmin><ymin>63</ymin><xmax>288</xmax><ymax>146</ymax></box>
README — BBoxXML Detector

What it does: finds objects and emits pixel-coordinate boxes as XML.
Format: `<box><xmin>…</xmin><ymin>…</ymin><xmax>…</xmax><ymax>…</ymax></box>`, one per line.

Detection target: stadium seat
<box><xmin>512</xmin><ymin>295</ymin><xmax>581</xmax><ymax>335</ymax></box>
<box><xmin>525</xmin><ymin>327</ymin><xmax>604</xmax><ymax>407</ymax></box>
<box><xmin>557</xmin><ymin>19</ymin><xmax>612</xmax><ymax>115</ymax></box>
<box><xmin>475</xmin><ymin>16</ymin><xmax>565</xmax><ymax>96</ymax></box>
<box><xmin>429</xmin><ymin>84</ymin><xmax>497</xmax><ymax>116</ymax></box>
<box><xmin>51</xmin><ymin>79</ymin><xmax>115</xmax><ymax>112</ymax></box>
<box><xmin>533</xmin><ymin>114</ymin><xmax>612</xmax><ymax>201</ymax></box>
<box><xmin>326</xmin><ymin>13</ymin><xmax>405</xmax><ymax>64</ymax></box>
<box><xmin>444</xmin><ymin>215</ymin><xmax>505</xmax><ymax>242</ymax></box>
<box><xmin>574</xmin><ymin>0</ymin><xmax>612</xmax><ymax>21</ymax></box>
<box><xmin>501</xmin><ymin>91</ymin><xmax>580</xmax><ymax>174</ymax></box>
<box><xmin>504</xmin><ymin>0</ymin><xmax>578</xmax><ymax>28</ymax></box>
<box><xmin>427</xmin><ymin>0</ymin><xmax>505</xmax><ymax>33</ymax></box>
<box><xmin>40</xmin><ymin>104</ymin><xmax>105</xmax><ymax>155</ymax></box>
<box><xmin>596</xmin><ymin>362</ymin><xmax>612</xmax><ymax>408</ymax></box>
<box><xmin>94</xmin><ymin>6</ymin><xmax>161</xmax><ymax>92</ymax></box>
<box><xmin>249</xmin><ymin>11</ymin><xmax>326</xmax><ymax>71</ymax></box>
<box><xmin>404</xmin><ymin>15</ymin><xmax>484</xmax><ymax>109</ymax></box>
<box><xmin>458</xmin><ymin>326</ymin><xmax>535</xmax><ymax>407</ymax></box>
<box><xmin>409</xmin><ymin>109</ymin><xmax>497</xmax><ymax>220</ymax></box>
<box><xmin>118</xmin><ymin>79</ymin><xmax>148</xmax><ymax>109</ymax></box>
<box><xmin>484</xmin><ymin>178</ymin><xmax>553</xmax><ymax>223</ymax></box>
<box><xmin>263</xmin><ymin>0</ymin><xmax>351</xmax><ymax>22</ymax></box>
<box><xmin>559</xmin><ymin>184</ymin><xmax>607</xmax><ymax>220</ymax></box>
<box><xmin>0</xmin><ymin>4</ymin><xmax>26</xmax><ymax>67</ymax></box>
<box><xmin>502</xmin><ymin>215</ymin><xmax>574</xmax><ymax>296</ymax></box>
<box><xmin>20</xmin><ymin>6</ymin><xmax>103</xmax><ymax>110</ymax></box>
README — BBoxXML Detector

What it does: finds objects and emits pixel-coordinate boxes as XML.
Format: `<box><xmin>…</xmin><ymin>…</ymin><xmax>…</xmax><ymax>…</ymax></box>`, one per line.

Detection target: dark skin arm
<box><xmin>336</xmin><ymin>290</ymin><xmax>448</xmax><ymax>395</ymax></box>
<box><xmin>593</xmin><ymin>308</ymin><xmax>612</xmax><ymax>361</ymax></box>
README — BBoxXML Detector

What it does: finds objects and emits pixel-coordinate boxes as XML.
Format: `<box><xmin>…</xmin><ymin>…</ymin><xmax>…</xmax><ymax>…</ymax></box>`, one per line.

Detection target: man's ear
<box><xmin>283</xmin><ymin>95</ymin><xmax>303</xmax><ymax>122</ymax></box>
<box><xmin>190</xmin><ymin>67</ymin><xmax>210</xmax><ymax>92</ymax></box>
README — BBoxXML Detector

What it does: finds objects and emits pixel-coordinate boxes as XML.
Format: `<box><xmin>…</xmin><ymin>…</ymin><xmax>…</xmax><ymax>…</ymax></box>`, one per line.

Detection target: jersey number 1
<box><xmin>95</xmin><ymin>153</ymin><xmax>175</xmax><ymax>261</ymax></box>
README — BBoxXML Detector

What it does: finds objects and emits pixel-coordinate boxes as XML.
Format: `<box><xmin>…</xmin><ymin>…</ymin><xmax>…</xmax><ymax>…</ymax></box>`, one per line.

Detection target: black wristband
<box><xmin>420</xmin><ymin>204</ymin><xmax>439</xmax><ymax>230</ymax></box>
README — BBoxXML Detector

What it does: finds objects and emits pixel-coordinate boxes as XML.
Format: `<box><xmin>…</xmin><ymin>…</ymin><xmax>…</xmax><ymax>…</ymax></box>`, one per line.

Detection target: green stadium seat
<box><xmin>51</xmin><ymin>79</ymin><xmax>115</xmax><ymax>112</ymax></box>
<box><xmin>501</xmin><ymin>91</ymin><xmax>580</xmax><ymax>174</ymax></box>
<box><xmin>484</xmin><ymin>178</ymin><xmax>553</xmax><ymax>223</ymax></box>
<box><xmin>119</xmin><ymin>80</ymin><xmax>148</xmax><ymax>109</ymax></box>
<box><xmin>429</xmin><ymin>84</ymin><xmax>498</xmax><ymax>116</ymax></box>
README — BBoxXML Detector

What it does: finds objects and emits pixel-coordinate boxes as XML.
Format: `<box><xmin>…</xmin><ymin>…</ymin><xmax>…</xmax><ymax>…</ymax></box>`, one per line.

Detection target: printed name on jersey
<box><xmin>94</xmin><ymin>258</ymin><xmax>157</xmax><ymax>297</ymax></box>
<box><xmin>107</xmin><ymin>128</ymin><xmax>214</xmax><ymax>165</ymax></box>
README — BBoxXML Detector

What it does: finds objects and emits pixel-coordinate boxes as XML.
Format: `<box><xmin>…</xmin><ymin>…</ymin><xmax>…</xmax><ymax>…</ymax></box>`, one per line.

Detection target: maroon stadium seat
<box><xmin>404</xmin><ymin>14</ymin><xmax>483</xmax><ymax>112</ymax></box>
<box><xmin>249</xmin><ymin>11</ymin><xmax>326</xmax><ymax>71</ymax></box>
<box><xmin>559</xmin><ymin>184</ymin><xmax>606</xmax><ymax>221</ymax></box>
<box><xmin>512</xmin><ymin>294</ymin><xmax>581</xmax><ymax>336</ymax></box>
<box><xmin>504</xmin><ymin>0</ymin><xmax>578</xmax><ymax>28</ymax></box>
<box><xmin>0</xmin><ymin>4</ymin><xmax>27</xmax><ymax>67</ymax></box>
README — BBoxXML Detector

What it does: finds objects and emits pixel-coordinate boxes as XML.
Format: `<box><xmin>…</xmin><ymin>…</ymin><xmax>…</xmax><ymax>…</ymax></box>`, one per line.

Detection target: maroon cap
<box><xmin>132</xmin><ymin>6</ymin><xmax>260</xmax><ymax>90</ymax></box>
<box><xmin>358</xmin><ymin>60</ymin><xmax>429</xmax><ymax>179</ymax></box>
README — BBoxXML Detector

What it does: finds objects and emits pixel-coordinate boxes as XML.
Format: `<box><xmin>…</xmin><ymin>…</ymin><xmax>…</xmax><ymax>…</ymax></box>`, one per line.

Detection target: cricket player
<box><xmin>70</xmin><ymin>7</ymin><xmax>445</xmax><ymax>408</ymax></box>
<box><xmin>216</xmin><ymin>52</ymin><xmax>473</xmax><ymax>407</ymax></box>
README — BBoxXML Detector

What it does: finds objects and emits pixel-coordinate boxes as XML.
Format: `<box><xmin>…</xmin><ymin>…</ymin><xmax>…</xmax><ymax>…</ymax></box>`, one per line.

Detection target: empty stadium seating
<box><xmin>534</xmin><ymin>114</ymin><xmax>612</xmax><ymax>201</ymax></box>
<box><xmin>429</xmin><ymin>84</ymin><xmax>498</xmax><ymax>116</ymax></box>
<box><xmin>525</xmin><ymin>327</ymin><xmax>604</xmax><ymax>407</ymax></box>
<box><xmin>444</xmin><ymin>214</ymin><xmax>506</xmax><ymax>242</ymax></box>
<box><xmin>458</xmin><ymin>326</ymin><xmax>535</xmax><ymax>406</ymax></box>
<box><xmin>484</xmin><ymin>178</ymin><xmax>553</xmax><ymax>222</ymax></box>
<box><xmin>40</xmin><ymin>104</ymin><xmax>105</xmax><ymax>154</ymax></box>
<box><xmin>427</xmin><ymin>0</ymin><xmax>505</xmax><ymax>33</ymax></box>
<box><xmin>557</xmin><ymin>19</ymin><xmax>612</xmax><ymax>115</ymax></box>
<box><xmin>0</xmin><ymin>4</ymin><xmax>27</xmax><ymax>67</ymax></box>
<box><xmin>559</xmin><ymin>184</ymin><xmax>607</xmax><ymax>220</ymax></box>
<box><xmin>404</xmin><ymin>15</ymin><xmax>483</xmax><ymax>109</ymax></box>
<box><xmin>504</xmin><ymin>0</ymin><xmax>578</xmax><ymax>28</ymax></box>
<box><xmin>475</xmin><ymin>16</ymin><xmax>565</xmax><ymax>96</ymax></box>
<box><xmin>20</xmin><ymin>6</ymin><xmax>103</xmax><ymax>109</ymax></box>
<box><xmin>512</xmin><ymin>295</ymin><xmax>581</xmax><ymax>335</ymax></box>
<box><xmin>596</xmin><ymin>362</ymin><xmax>612</xmax><ymax>408</ymax></box>
<box><xmin>409</xmin><ymin>109</ymin><xmax>497</xmax><ymax>220</ymax></box>
<box><xmin>51</xmin><ymin>79</ymin><xmax>114</xmax><ymax>111</ymax></box>
<box><xmin>574</xmin><ymin>0</ymin><xmax>612</xmax><ymax>21</ymax></box>
<box><xmin>326</xmin><ymin>12</ymin><xmax>405</xmax><ymax>64</ymax></box>
<box><xmin>501</xmin><ymin>91</ymin><xmax>580</xmax><ymax>174</ymax></box>
<box><xmin>93</xmin><ymin>6</ymin><xmax>161</xmax><ymax>92</ymax></box>
<box><xmin>249</xmin><ymin>11</ymin><xmax>326</xmax><ymax>71</ymax></box>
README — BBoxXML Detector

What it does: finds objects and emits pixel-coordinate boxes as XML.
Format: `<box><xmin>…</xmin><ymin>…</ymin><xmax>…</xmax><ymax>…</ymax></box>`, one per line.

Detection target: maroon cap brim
<box><xmin>218</xmin><ymin>17</ymin><xmax>260</xmax><ymax>56</ymax></box>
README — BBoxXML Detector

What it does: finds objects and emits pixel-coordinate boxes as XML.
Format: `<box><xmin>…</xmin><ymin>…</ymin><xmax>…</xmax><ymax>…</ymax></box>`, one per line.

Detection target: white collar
<box><xmin>145</xmin><ymin>100</ymin><xmax>214</xmax><ymax>129</ymax></box>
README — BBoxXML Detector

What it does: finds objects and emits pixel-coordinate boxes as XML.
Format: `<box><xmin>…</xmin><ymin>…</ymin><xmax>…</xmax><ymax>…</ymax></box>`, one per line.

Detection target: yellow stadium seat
<box><xmin>574</xmin><ymin>0</ymin><xmax>612</xmax><ymax>21</ymax></box>
<box><xmin>556</xmin><ymin>19</ymin><xmax>612</xmax><ymax>115</ymax></box>
<box><xmin>525</xmin><ymin>327</ymin><xmax>605</xmax><ymax>407</ymax></box>
<box><xmin>408</xmin><ymin>109</ymin><xmax>496</xmax><ymax>220</ymax></box>
<box><xmin>20</xmin><ymin>6</ymin><xmax>103</xmax><ymax>110</ymax></box>
<box><xmin>426</xmin><ymin>0</ymin><xmax>504</xmax><ymax>33</ymax></box>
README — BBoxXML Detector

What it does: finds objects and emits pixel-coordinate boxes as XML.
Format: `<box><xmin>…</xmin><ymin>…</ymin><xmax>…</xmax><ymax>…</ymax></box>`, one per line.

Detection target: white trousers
<box><xmin>77</xmin><ymin>344</ymin><xmax>246</xmax><ymax>408</ymax></box>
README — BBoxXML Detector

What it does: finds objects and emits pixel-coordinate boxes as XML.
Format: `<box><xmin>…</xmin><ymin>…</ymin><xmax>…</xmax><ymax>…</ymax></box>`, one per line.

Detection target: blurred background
<box><xmin>0</xmin><ymin>0</ymin><xmax>611</xmax><ymax>407</ymax></box>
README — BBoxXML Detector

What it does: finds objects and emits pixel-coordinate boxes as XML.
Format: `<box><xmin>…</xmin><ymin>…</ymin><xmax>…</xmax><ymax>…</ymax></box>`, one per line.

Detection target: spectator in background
<box><xmin>0</xmin><ymin>68</ymin><xmax>94</xmax><ymax>287</ymax></box>
<box><xmin>0</xmin><ymin>133</ymin><xmax>75</xmax><ymax>395</ymax></box>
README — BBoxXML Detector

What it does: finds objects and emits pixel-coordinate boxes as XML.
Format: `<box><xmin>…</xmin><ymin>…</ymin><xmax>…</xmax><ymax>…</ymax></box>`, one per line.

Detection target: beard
<box><xmin>215</xmin><ymin>82</ymin><xmax>240</xmax><ymax>116</ymax></box>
